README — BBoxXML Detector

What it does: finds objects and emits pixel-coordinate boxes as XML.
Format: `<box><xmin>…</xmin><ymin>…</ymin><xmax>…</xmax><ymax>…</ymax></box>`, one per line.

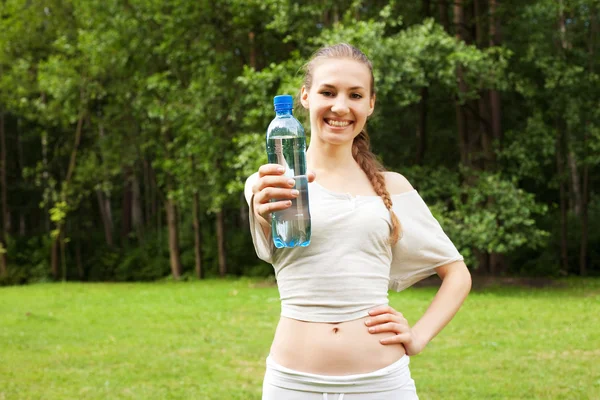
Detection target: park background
<box><xmin>0</xmin><ymin>0</ymin><xmax>599</xmax><ymax>399</ymax></box>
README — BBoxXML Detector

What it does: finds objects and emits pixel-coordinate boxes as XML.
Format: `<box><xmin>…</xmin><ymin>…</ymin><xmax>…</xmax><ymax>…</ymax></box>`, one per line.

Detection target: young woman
<box><xmin>245</xmin><ymin>43</ymin><xmax>471</xmax><ymax>400</ymax></box>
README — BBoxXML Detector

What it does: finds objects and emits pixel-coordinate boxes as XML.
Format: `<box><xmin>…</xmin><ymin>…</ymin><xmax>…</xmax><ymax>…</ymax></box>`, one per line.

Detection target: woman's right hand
<box><xmin>251</xmin><ymin>164</ymin><xmax>316</xmax><ymax>223</ymax></box>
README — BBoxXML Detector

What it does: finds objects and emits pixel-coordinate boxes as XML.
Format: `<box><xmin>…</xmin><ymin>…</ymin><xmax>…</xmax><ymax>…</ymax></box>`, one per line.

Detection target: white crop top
<box><xmin>244</xmin><ymin>173</ymin><xmax>463</xmax><ymax>323</ymax></box>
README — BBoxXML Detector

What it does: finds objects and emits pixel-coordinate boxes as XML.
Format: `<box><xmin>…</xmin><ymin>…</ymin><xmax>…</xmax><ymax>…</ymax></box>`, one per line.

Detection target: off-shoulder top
<box><xmin>244</xmin><ymin>173</ymin><xmax>463</xmax><ymax>323</ymax></box>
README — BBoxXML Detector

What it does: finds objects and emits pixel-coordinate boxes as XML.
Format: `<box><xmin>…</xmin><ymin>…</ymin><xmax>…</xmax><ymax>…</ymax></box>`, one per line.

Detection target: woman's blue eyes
<box><xmin>319</xmin><ymin>91</ymin><xmax>363</xmax><ymax>99</ymax></box>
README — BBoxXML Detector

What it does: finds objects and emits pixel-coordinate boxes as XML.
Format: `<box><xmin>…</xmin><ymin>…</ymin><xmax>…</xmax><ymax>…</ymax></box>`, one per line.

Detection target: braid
<box><xmin>352</xmin><ymin>131</ymin><xmax>402</xmax><ymax>245</ymax></box>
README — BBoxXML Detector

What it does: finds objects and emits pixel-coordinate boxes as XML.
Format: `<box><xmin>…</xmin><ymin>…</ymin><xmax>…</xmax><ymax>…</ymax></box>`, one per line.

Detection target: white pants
<box><xmin>262</xmin><ymin>355</ymin><xmax>419</xmax><ymax>400</ymax></box>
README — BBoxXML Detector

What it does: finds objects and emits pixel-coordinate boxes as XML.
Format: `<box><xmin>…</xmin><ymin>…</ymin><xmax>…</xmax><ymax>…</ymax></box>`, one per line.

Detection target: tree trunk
<box><xmin>556</xmin><ymin>124</ymin><xmax>569</xmax><ymax>275</ymax></box>
<box><xmin>558</xmin><ymin>0</ymin><xmax>571</xmax><ymax>51</ymax></box>
<box><xmin>75</xmin><ymin>237</ymin><xmax>84</xmax><ymax>281</ymax></box>
<box><xmin>51</xmin><ymin>233</ymin><xmax>60</xmax><ymax>279</ymax></box>
<box><xmin>473</xmin><ymin>249</ymin><xmax>489</xmax><ymax>275</ymax></box>
<box><xmin>51</xmin><ymin>112</ymin><xmax>85</xmax><ymax>279</ymax></box>
<box><xmin>422</xmin><ymin>0</ymin><xmax>431</xmax><ymax>19</ymax></box>
<box><xmin>454</xmin><ymin>0</ymin><xmax>469</xmax><ymax>166</ymax></box>
<box><xmin>415</xmin><ymin>99</ymin><xmax>427</xmax><ymax>156</ymax></box>
<box><xmin>60</xmin><ymin>229</ymin><xmax>67</xmax><ymax>281</ymax></box>
<box><xmin>322</xmin><ymin>0</ymin><xmax>330</xmax><ymax>26</ymax></box>
<box><xmin>216</xmin><ymin>210</ymin><xmax>226</xmax><ymax>277</ymax></box>
<box><xmin>97</xmin><ymin>190</ymin><xmax>114</xmax><ymax>247</ymax></box>
<box><xmin>165</xmin><ymin>194</ymin><xmax>182</xmax><ymax>279</ymax></box>
<box><xmin>248</xmin><ymin>31</ymin><xmax>256</xmax><ymax>69</ymax></box>
<box><xmin>580</xmin><ymin>153</ymin><xmax>588</xmax><ymax>276</ymax></box>
<box><xmin>473</xmin><ymin>0</ymin><xmax>484</xmax><ymax>46</ymax></box>
<box><xmin>489</xmin><ymin>0</ymin><xmax>502</xmax><ymax>145</ymax></box>
<box><xmin>0</xmin><ymin>107</ymin><xmax>7</xmax><ymax>276</ymax></box>
<box><xmin>143</xmin><ymin>158</ymin><xmax>152</xmax><ymax>226</ymax></box>
<box><xmin>332</xmin><ymin>3</ymin><xmax>339</xmax><ymax>24</ymax></box>
<box><xmin>42</xmin><ymin>131</ymin><xmax>50</xmax><ymax>233</ymax></box>
<box><xmin>566</xmin><ymin>149</ymin><xmax>582</xmax><ymax>216</ymax></box>
<box><xmin>131</xmin><ymin>172</ymin><xmax>144</xmax><ymax>241</ymax></box>
<box><xmin>439</xmin><ymin>0</ymin><xmax>450</xmax><ymax>31</ymax></box>
<box><xmin>474</xmin><ymin>0</ymin><xmax>494</xmax><ymax>168</ymax></box>
<box><xmin>240</xmin><ymin>192</ymin><xmax>248</xmax><ymax>229</ymax></box>
<box><xmin>96</xmin><ymin>119</ymin><xmax>114</xmax><ymax>246</ymax></box>
<box><xmin>580</xmin><ymin>8</ymin><xmax>596</xmax><ymax>277</ymax></box>
<box><xmin>416</xmin><ymin>0</ymin><xmax>431</xmax><ymax>165</ymax></box>
<box><xmin>148</xmin><ymin>160</ymin><xmax>158</xmax><ymax>228</ymax></box>
<box><xmin>19</xmin><ymin>213</ymin><xmax>25</xmax><ymax>236</ymax></box>
<box><xmin>17</xmin><ymin>118</ymin><xmax>24</xmax><ymax>175</ymax></box>
<box><xmin>489</xmin><ymin>253</ymin><xmax>506</xmax><ymax>276</ymax></box>
<box><xmin>557</xmin><ymin>7</ymin><xmax>581</xmax><ymax>217</ymax></box>
<box><xmin>192</xmin><ymin>192</ymin><xmax>203</xmax><ymax>279</ymax></box>
<box><xmin>121</xmin><ymin>168</ymin><xmax>132</xmax><ymax>243</ymax></box>
<box><xmin>104</xmin><ymin>192</ymin><xmax>114</xmax><ymax>244</ymax></box>
<box><xmin>17</xmin><ymin>120</ymin><xmax>25</xmax><ymax>237</ymax></box>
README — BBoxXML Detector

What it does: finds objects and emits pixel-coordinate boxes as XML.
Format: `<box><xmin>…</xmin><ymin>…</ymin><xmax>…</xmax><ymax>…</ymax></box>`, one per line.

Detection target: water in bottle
<box><xmin>266</xmin><ymin>95</ymin><xmax>311</xmax><ymax>248</ymax></box>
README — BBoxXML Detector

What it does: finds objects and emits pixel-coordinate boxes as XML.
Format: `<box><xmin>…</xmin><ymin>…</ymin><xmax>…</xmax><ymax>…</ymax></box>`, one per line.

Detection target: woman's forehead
<box><xmin>311</xmin><ymin>58</ymin><xmax>371</xmax><ymax>89</ymax></box>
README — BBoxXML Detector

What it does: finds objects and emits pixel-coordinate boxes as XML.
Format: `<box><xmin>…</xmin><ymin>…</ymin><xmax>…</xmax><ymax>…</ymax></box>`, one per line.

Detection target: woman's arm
<box><xmin>366</xmin><ymin>260</ymin><xmax>471</xmax><ymax>355</ymax></box>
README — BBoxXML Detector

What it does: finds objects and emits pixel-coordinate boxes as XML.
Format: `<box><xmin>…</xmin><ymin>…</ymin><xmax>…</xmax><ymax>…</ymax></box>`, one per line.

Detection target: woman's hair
<box><xmin>302</xmin><ymin>43</ymin><xmax>402</xmax><ymax>244</ymax></box>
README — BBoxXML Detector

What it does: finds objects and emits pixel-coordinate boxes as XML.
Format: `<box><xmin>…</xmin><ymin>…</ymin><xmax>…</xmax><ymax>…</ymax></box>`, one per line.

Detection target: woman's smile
<box><xmin>324</xmin><ymin>118</ymin><xmax>353</xmax><ymax>129</ymax></box>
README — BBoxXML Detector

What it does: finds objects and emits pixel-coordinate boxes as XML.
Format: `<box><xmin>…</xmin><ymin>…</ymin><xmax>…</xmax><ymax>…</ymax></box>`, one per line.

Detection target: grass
<box><xmin>1</xmin><ymin>278</ymin><xmax>599</xmax><ymax>399</ymax></box>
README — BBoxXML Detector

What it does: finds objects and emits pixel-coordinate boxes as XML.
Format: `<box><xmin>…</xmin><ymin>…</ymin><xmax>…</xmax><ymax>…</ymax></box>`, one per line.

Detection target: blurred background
<box><xmin>0</xmin><ymin>0</ymin><xmax>598</xmax><ymax>285</ymax></box>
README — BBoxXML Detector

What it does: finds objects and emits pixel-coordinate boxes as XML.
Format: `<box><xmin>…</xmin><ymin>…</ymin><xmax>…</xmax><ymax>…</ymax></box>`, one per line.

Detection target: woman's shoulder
<box><xmin>383</xmin><ymin>171</ymin><xmax>414</xmax><ymax>195</ymax></box>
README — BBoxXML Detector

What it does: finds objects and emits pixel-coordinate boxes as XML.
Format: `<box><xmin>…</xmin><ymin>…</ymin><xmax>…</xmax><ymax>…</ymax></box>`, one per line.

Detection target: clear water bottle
<box><xmin>266</xmin><ymin>95</ymin><xmax>311</xmax><ymax>248</ymax></box>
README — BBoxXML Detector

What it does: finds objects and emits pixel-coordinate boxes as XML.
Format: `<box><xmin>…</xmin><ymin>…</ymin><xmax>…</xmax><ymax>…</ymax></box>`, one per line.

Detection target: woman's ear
<box><xmin>300</xmin><ymin>86</ymin><xmax>309</xmax><ymax>109</ymax></box>
<box><xmin>368</xmin><ymin>94</ymin><xmax>376</xmax><ymax>116</ymax></box>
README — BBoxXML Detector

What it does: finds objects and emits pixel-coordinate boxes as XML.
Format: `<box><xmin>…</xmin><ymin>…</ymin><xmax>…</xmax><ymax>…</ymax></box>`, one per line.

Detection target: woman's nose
<box><xmin>331</xmin><ymin>98</ymin><xmax>349</xmax><ymax>115</ymax></box>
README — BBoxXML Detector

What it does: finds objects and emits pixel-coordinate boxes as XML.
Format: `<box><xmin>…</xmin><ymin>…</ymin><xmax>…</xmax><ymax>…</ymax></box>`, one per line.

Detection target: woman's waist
<box><xmin>270</xmin><ymin>316</ymin><xmax>406</xmax><ymax>375</ymax></box>
<box><xmin>278</xmin><ymin>289</ymin><xmax>389</xmax><ymax>323</ymax></box>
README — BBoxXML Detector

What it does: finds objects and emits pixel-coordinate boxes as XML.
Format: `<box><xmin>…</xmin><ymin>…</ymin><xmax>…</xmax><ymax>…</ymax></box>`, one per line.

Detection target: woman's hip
<box><xmin>262</xmin><ymin>354</ymin><xmax>418</xmax><ymax>399</ymax></box>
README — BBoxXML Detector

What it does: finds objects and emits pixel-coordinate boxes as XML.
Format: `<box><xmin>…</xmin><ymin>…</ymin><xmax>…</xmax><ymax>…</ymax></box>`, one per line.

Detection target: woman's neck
<box><xmin>306</xmin><ymin>139</ymin><xmax>359</xmax><ymax>175</ymax></box>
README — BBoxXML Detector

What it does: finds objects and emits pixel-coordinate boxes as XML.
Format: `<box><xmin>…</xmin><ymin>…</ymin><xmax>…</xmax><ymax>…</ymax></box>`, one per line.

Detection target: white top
<box><xmin>244</xmin><ymin>173</ymin><xmax>463</xmax><ymax>323</ymax></box>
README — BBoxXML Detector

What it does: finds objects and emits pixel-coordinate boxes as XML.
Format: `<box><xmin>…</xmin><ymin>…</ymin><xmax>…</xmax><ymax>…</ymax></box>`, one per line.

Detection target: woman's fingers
<box><xmin>367</xmin><ymin>322</ymin><xmax>404</xmax><ymax>334</ymax></box>
<box><xmin>255</xmin><ymin>187</ymin><xmax>299</xmax><ymax>205</ymax></box>
<box><xmin>368</xmin><ymin>305</ymin><xmax>403</xmax><ymax>318</ymax></box>
<box><xmin>365</xmin><ymin>313</ymin><xmax>405</xmax><ymax>327</ymax></box>
<box><xmin>255</xmin><ymin>189</ymin><xmax>298</xmax><ymax>218</ymax></box>
<box><xmin>256</xmin><ymin>199</ymin><xmax>293</xmax><ymax>217</ymax></box>
<box><xmin>256</xmin><ymin>175</ymin><xmax>297</xmax><ymax>193</ymax></box>
<box><xmin>258</xmin><ymin>163</ymin><xmax>286</xmax><ymax>178</ymax></box>
<box><xmin>255</xmin><ymin>164</ymin><xmax>316</xmax><ymax>192</ymax></box>
<box><xmin>380</xmin><ymin>332</ymin><xmax>412</xmax><ymax>345</ymax></box>
<box><xmin>257</xmin><ymin>164</ymin><xmax>315</xmax><ymax>181</ymax></box>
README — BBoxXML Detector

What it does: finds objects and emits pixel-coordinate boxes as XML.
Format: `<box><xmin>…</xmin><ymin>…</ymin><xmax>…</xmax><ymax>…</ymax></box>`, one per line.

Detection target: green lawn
<box><xmin>1</xmin><ymin>278</ymin><xmax>599</xmax><ymax>400</ymax></box>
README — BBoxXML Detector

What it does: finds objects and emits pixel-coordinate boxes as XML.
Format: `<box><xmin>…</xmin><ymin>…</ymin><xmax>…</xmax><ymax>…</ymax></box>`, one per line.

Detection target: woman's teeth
<box><xmin>326</xmin><ymin>119</ymin><xmax>351</xmax><ymax>127</ymax></box>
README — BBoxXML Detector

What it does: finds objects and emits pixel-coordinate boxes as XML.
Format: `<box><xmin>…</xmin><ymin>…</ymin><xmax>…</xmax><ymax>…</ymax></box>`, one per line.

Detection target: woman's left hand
<box><xmin>365</xmin><ymin>305</ymin><xmax>427</xmax><ymax>356</ymax></box>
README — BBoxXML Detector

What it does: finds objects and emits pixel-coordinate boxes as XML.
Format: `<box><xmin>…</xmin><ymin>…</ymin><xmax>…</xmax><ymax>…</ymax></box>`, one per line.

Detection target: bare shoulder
<box><xmin>383</xmin><ymin>171</ymin><xmax>414</xmax><ymax>195</ymax></box>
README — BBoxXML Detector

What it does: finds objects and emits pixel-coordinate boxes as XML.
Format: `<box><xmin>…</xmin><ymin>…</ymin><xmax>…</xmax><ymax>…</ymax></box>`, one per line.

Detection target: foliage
<box><xmin>0</xmin><ymin>0</ymin><xmax>598</xmax><ymax>282</ymax></box>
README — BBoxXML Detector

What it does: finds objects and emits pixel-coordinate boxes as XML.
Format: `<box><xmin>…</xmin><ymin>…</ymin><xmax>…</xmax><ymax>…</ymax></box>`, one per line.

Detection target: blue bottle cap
<box><xmin>274</xmin><ymin>95</ymin><xmax>294</xmax><ymax>111</ymax></box>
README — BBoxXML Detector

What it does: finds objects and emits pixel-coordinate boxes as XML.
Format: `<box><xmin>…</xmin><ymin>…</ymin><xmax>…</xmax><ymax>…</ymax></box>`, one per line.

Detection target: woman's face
<box><xmin>301</xmin><ymin>58</ymin><xmax>375</xmax><ymax>147</ymax></box>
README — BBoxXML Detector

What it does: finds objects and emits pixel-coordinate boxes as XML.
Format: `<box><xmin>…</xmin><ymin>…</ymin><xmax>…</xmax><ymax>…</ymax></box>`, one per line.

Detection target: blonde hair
<box><xmin>302</xmin><ymin>43</ymin><xmax>401</xmax><ymax>244</ymax></box>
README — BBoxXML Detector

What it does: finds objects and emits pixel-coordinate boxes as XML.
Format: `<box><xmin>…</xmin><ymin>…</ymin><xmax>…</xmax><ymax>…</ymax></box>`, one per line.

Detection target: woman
<box><xmin>245</xmin><ymin>43</ymin><xmax>472</xmax><ymax>400</ymax></box>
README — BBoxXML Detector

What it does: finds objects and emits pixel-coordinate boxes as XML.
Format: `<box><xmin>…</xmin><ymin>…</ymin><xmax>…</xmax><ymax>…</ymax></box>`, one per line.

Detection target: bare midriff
<box><xmin>269</xmin><ymin>316</ymin><xmax>406</xmax><ymax>375</ymax></box>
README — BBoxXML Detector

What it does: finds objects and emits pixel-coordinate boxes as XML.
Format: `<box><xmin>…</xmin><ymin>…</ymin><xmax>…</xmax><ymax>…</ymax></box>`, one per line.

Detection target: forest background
<box><xmin>0</xmin><ymin>0</ymin><xmax>598</xmax><ymax>285</ymax></box>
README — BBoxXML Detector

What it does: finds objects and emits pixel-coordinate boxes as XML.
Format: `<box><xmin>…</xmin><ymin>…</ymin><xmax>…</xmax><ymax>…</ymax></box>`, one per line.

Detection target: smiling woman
<box><xmin>244</xmin><ymin>43</ymin><xmax>472</xmax><ymax>400</ymax></box>
<box><xmin>301</xmin><ymin>57</ymin><xmax>375</xmax><ymax>148</ymax></box>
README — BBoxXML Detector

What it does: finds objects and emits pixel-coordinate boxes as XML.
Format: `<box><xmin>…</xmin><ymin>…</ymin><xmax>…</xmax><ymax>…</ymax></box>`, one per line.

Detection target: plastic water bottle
<box><xmin>266</xmin><ymin>95</ymin><xmax>311</xmax><ymax>248</ymax></box>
